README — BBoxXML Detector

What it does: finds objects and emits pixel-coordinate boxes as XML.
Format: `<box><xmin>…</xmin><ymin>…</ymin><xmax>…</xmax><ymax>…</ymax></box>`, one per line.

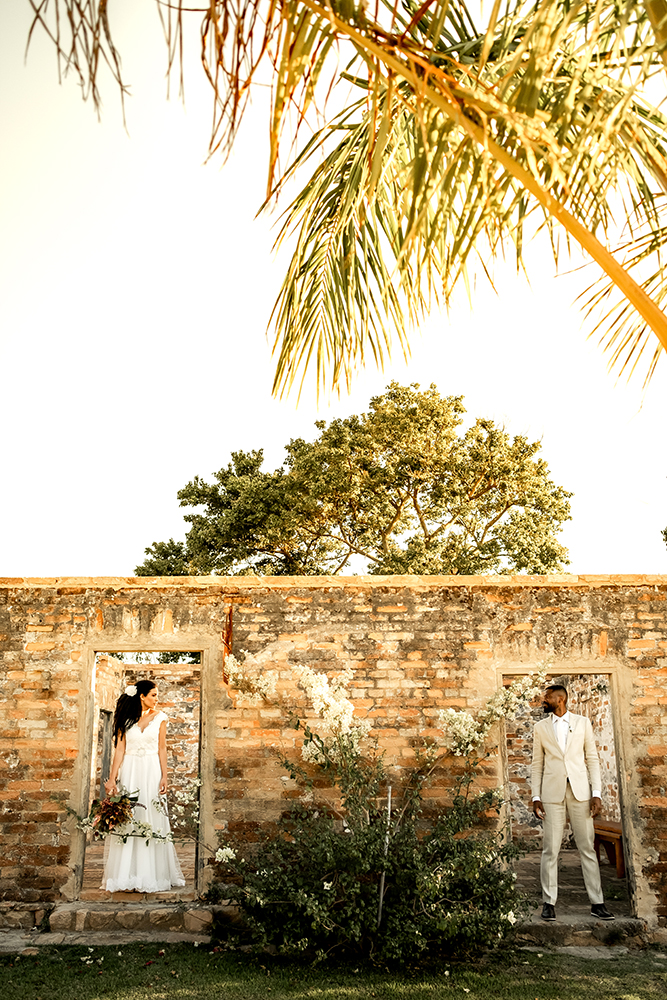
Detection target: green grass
<box><xmin>0</xmin><ymin>943</ymin><xmax>664</xmax><ymax>1000</ymax></box>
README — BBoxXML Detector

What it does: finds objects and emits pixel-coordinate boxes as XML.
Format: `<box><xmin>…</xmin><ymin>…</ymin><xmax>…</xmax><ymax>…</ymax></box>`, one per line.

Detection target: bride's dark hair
<box><xmin>112</xmin><ymin>679</ymin><xmax>156</xmax><ymax>744</ymax></box>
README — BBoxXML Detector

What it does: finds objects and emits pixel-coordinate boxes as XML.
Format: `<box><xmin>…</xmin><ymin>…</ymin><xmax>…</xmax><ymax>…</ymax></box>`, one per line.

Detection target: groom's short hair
<box><xmin>545</xmin><ymin>684</ymin><xmax>568</xmax><ymax>701</ymax></box>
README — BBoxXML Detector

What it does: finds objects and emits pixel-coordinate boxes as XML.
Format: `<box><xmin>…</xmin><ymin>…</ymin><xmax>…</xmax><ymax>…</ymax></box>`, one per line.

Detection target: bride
<box><xmin>103</xmin><ymin>679</ymin><xmax>185</xmax><ymax>893</ymax></box>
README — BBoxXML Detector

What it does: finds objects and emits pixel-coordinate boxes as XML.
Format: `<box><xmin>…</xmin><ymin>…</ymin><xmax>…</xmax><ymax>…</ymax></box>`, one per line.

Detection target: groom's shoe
<box><xmin>591</xmin><ymin>903</ymin><xmax>615</xmax><ymax>920</ymax></box>
<box><xmin>540</xmin><ymin>903</ymin><xmax>556</xmax><ymax>921</ymax></box>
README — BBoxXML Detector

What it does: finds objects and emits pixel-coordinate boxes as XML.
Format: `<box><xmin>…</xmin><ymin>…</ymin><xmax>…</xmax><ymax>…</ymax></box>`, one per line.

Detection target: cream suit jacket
<box><xmin>531</xmin><ymin>713</ymin><xmax>601</xmax><ymax>803</ymax></box>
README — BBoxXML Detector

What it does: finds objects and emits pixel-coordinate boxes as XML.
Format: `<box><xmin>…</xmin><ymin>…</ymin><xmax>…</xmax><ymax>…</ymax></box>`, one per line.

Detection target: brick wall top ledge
<box><xmin>1</xmin><ymin>574</ymin><xmax>667</xmax><ymax>591</ymax></box>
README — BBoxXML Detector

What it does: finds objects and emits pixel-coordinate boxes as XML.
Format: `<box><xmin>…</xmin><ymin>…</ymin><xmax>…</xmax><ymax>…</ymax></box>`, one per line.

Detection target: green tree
<box><xmin>135</xmin><ymin>383</ymin><xmax>571</xmax><ymax>576</ymax></box>
<box><xmin>134</xmin><ymin>538</ymin><xmax>196</xmax><ymax>577</ymax></box>
<box><xmin>27</xmin><ymin>2</ymin><xmax>667</xmax><ymax>396</ymax></box>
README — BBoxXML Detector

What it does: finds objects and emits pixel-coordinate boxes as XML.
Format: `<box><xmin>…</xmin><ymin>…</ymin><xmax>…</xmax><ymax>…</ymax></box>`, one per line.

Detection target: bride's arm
<box><xmin>104</xmin><ymin>733</ymin><xmax>126</xmax><ymax>795</ymax></box>
<box><xmin>158</xmin><ymin>719</ymin><xmax>168</xmax><ymax>795</ymax></box>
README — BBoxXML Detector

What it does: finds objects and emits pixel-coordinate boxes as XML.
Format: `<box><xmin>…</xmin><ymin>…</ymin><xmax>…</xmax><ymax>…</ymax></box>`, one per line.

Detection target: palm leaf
<box><xmin>26</xmin><ymin>0</ymin><xmax>667</xmax><ymax>394</ymax></box>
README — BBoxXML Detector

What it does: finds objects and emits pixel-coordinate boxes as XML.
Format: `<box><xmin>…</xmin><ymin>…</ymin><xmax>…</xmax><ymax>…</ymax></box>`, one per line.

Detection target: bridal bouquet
<box><xmin>87</xmin><ymin>787</ymin><xmax>143</xmax><ymax>837</ymax></box>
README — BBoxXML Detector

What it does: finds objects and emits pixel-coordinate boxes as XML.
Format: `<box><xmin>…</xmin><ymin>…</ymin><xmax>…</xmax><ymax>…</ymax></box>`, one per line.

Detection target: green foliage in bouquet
<box><xmin>84</xmin><ymin>789</ymin><xmax>141</xmax><ymax>837</ymax></box>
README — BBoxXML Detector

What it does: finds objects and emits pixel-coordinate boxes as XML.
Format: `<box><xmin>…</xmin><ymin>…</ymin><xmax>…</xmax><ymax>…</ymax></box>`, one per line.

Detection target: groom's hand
<box><xmin>532</xmin><ymin>799</ymin><xmax>546</xmax><ymax>820</ymax></box>
<box><xmin>590</xmin><ymin>796</ymin><xmax>602</xmax><ymax>818</ymax></box>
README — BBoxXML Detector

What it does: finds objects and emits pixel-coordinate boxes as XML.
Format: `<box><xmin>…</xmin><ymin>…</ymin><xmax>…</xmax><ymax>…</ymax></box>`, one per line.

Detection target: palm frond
<box><xmin>267</xmin><ymin>0</ymin><xmax>667</xmax><ymax>393</ymax></box>
<box><xmin>580</xmin><ymin>212</ymin><xmax>667</xmax><ymax>382</ymax></box>
<box><xmin>26</xmin><ymin>0</ymin><xmax>667</xmax><ymax>394</ymax></box>
<box><xmin>27</xmin><ymin>0</ymin><xmax>127</xmax><ymax>113</ymax></box>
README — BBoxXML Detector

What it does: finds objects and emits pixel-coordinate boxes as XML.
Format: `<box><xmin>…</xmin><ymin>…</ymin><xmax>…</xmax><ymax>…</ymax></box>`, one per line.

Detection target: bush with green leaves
<box><xmin>208</xmin><ymin>663</ymin><xmax>545</xmax><ymax>963</ymax></box>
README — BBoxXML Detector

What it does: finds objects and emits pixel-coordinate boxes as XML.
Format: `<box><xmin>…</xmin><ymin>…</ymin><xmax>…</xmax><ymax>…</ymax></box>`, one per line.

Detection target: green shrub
<box><xmin>211</xmin><ymin>736</ymin><xmax>524</xmax><ymax>962</ymax></box>
<box><xmin>207</xmin><ymin>661</ymin><xmax>544</xmax><ymax>963</ymax></box>
<box><xmin>227</xmin><ymin>809</ymin><xmax>521</xmax><ymax>961</ymax></box>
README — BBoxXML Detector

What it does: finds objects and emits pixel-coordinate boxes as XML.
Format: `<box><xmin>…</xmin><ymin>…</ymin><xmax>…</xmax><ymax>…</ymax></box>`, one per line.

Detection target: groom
<box><xmin>531</xmin><ymin>684</ymin><xmax>614</xmax><ymax>921</ymax></box>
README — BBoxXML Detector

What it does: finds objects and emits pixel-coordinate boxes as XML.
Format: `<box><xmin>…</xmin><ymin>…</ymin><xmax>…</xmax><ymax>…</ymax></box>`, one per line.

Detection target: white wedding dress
<box><xmin>103</xmin><ymin>711</ymin><xmax>185</xmax><ymax>893</ymax></box>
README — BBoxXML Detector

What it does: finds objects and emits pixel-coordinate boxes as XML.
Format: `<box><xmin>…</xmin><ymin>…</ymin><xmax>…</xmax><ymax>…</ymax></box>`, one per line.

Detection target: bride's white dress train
<box><xmin>103</xmin><ymin>711</ymin><xmax>185</xmax><ymax>893</ymax></box>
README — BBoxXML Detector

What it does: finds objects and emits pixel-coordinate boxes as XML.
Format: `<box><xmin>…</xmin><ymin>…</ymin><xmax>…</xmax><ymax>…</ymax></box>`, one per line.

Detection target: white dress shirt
<box><xmin>533</xmin><ymin>711</ymin><xmax>601</xmax><ymax>800</ymax></box>
<box><xmin>552</xmin><ymin>710</ymin><xmax>570</xmax><ymax>752</ymax></box>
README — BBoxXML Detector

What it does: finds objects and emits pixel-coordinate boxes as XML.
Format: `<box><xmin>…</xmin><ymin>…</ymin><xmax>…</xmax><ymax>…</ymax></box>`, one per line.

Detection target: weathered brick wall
<box><xmin>218</xmin><ymin>589</ymin><xmax>501</xmax><ymax>837</ymax></box>
<box><xmin>567</xmin><ymin>673</ymin><xmax>619</xmax><ymax>822</ymax></box>
<box><xmin>0</xmin><ymin>583</ymin><xmax>228</xmax><ymax>903</ymax></box>
<box><xmin>90</xmin><ymin>655</ymin><xmax>124</xmax><ymax>805</ymax></box>
<box><xmin>0</xmin><ymin>575</ymin><xmax>666</xmax><ymax>926</ymax></box>
<box><xmin>94</xmin><ymin>654</ymin><xmax>122</xmax><ymax>714</ymax></box>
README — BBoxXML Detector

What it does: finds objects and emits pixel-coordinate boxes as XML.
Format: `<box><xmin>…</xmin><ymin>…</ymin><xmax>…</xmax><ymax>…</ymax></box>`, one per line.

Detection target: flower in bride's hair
<box><xmin>125</xmin><ymin>685</ymin><xmax>137</xmax><ymax>697</ymax></box>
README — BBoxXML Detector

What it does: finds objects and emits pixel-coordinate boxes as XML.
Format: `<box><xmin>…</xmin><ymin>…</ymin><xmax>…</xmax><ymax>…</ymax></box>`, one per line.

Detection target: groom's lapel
<box><xmin>539</xmin><ymin>717</ymin><xmax>564</xmax><ymax>756</ymax></box>
<box><xmin>541</xmin><ymin>716</ymin><xmax>563</xmax><ymax>755</ymax></box>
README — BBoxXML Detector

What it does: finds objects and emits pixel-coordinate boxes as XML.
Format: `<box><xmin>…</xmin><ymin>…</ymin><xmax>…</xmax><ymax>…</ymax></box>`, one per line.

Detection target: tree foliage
<box><xmin>26</xmin><ymin>1</ymin><xmax>667</xmax><ymax>396</ymax></box>
<box><xmin>134</xmin><ymin>538</ymin><xmax>196</xmax><ymax>577</ymax></box>
<box><xmin>135</xmin><ymin>383</ymin><xmax>571</xmax><ymax>576</ymax></box>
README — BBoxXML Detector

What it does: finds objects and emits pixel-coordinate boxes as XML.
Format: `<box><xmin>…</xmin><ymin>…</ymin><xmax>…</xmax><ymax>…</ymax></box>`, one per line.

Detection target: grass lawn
<box><xmin>0</xmin><ymin>943</ymin><xmax>664</xmax><ymax>1000</ymax></box>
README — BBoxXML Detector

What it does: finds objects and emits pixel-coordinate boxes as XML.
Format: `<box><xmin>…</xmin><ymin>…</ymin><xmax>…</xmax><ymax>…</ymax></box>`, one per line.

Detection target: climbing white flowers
<box><xmin>222</xmin><ymin>647</ymin><xmax>545</xmax><ymax>775</ymax></box>
<box><xmin>215</xmin><ymin>846</ymin><xmax>237</xmax><ymax>863</ymax></box>
<box><xmin>296</xmin><ymin>665</ymin><xmax>370</xmax><ymax>762</ymax></box>
<box><xmin>438</xmin><ymin>664</ymin><xmax>548</xmax><ymax>756</ymax></box>
<box><xmin>225</xmin><ymin>652</ymin><xmax>277</xmax><ymax>705</ymax></box>
<box><xmin>438</xmin><ymin>708</ymin><xmax>485</xmax><ymax>757</ymax></box>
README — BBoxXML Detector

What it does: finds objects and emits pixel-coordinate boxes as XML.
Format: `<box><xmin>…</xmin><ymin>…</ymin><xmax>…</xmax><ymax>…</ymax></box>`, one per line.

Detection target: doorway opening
<box><xmin>504</xmin><ymin>672</ymin><xmax>631</xmax><ymax>918</ymax></box>
<box><xmin>83</xmin><ymin>651</ymin><xmax>202</xmax><ymax>901</ymax></box>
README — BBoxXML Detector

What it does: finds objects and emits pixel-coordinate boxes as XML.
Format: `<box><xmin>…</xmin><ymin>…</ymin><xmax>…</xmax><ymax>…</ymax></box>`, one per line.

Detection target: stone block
<box><xmin>49</xmin><ymin>908</ymin><xmax>75</xmax><ymax>932</ymax></box>
<box><xmin>183</xmin><ymin>908</ymin><xmax>213</xmax><ymax>933</ymax></box>
<box><xmin>87</xmin><ymin>910</ymin><xmax>119</xmax><ymax>930</ymax></box>
<box><xmin>149</xmin><ymin>907</ymin><xmax>182</xmax><ymax>930</ymax></box>
<box><xmin>115</xmin><ymin>910</ymin><xmax>146</xmax><ymax>930</ymax></box>
<box><xmin>0</xmin><ymin>911</ymin><xmax>33</xmax><ymax>929</ymax></box>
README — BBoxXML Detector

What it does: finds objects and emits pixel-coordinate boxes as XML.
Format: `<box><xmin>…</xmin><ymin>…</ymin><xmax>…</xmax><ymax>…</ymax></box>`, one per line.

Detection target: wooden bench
<box><xmin>594</xmin><ymin>820</ymin><xmax>625</xmax><ymax>878</ymax></box>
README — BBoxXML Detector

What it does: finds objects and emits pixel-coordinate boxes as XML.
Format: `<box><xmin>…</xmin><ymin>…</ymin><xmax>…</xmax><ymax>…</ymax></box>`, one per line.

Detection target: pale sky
<box><xmin>1</xmin><ymin>0</ymin><xmax>666</xmax><ymax>578</ymax></box>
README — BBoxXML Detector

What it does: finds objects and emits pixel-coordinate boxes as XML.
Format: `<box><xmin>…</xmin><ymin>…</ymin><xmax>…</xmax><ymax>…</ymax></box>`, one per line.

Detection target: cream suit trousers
<box><xmin>541</xmin><ymin>785</ymin><xmax>604</xmax><ymax>905</ymax></box>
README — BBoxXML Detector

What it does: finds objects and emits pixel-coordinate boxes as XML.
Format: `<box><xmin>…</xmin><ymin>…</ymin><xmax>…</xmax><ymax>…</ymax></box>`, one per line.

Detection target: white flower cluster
<box><xmin>130</xmin><ymin>818</ymin><xmax>172</xmax><ymax>845</ymax></box>
<box><xmin>171</xmin><ymin>781</ymin><xmax>202</xmax><ymax>823</ymax></box>
<box><xmin>301</xmin><ymin>739</ymin><xmax>328</xmax><ymax>765</ymax></box>
<box><xmin>225</xmin><ymin>652</ymin><xmax>277</xmax><ymax>705</ymax></box>
<box><xmin>481</xmin><ymin>667</ymin><xmax>548</xmax><ymax>726</ymax></box>
<box><xmin>438</xmin><ymin>664</ymin><xmax>548</xmax><ymax>757</ymax></box>
<box><xmin>298</xmin><ymin>665</ymin><xmax>355</xmax><ymax>730</ymax></box>
<box><xmin>438</xmin><ymin>708</ymin><xmax>484</xmax><ymax>757</ymax></box>
<box><xmin>297</xmin><ymin>665</ymin><xmax>370</xmax><ymax>762</ymax></box>
<box><xmin>215</xmin><ymin>846</ymin><xmax>237</xmax><ymax>863</ymax></box>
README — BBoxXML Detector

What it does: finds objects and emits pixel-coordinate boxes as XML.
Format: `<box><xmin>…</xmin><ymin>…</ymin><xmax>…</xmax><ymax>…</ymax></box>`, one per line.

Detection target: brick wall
<box><xmin>90</xmin><ymin>655</ymin><xmax>124</xmax><ymax>804</ymax></box>
<box><xmin>0</xmin><ymin>575</ymin><xmax>666</xmax><ymax>926</ymax></box>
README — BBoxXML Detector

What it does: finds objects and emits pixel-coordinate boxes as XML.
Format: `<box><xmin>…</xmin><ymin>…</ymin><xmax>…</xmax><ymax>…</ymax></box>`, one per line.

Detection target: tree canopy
<box><xmin>27</xmin><ymin>1</ymin><xmax>667</xmax><ymax>396</ymax></box>
<box><xmin>135</xmin><ymin>384</ymin><xmax>572</xmax><ymax>577</ymax></box>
